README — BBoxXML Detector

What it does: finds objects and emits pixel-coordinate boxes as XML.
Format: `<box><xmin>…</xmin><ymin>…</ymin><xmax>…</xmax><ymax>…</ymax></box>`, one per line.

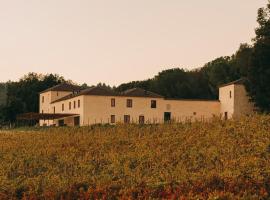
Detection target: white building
<box><xmin>37</xmin><ymin>79</ymin><xmax>255</xmax><ymax>126</ymax></box>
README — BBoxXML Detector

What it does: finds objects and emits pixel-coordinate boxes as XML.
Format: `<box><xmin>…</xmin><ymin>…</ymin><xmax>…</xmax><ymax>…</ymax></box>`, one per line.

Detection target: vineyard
<box><xmin>0</xmin><ymin>115</ymin><xmax>270</xmax><ymax>199</ymax></box>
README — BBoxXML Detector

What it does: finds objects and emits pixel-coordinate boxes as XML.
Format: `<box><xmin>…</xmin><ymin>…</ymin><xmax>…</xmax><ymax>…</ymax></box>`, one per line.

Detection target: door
<box><xmin>164</xmin><ymin>112</ymin><xmax>171</xmax><ymax>122</ymax></box>
<box><xmin>139</xmin><ymin>115</ymin><xmax>145</xmax><ymax>124</ymax></box>
<box><xmin>224</xmin><ymin>112</ymin><xmax>228</xmax><ymax>120</ymax></box>
<box><xmin>74</xmin><ymin>116</ymin><xmax>80</xmax><ymax>126</ymax></box>
<box><xmin>58</xmin><ymin>119</ymin><xmax>65</xmax><ymax>126</ymax></box>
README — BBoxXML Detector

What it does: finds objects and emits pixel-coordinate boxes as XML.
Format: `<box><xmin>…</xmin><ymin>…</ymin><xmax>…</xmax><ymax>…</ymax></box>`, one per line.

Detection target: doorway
<box><xmin>58</xmin><ymin>119</ymin><xmax>65</xmax><ymax>126</ymax></box>
<box><xmin>164</xmin><ymin>112</ymin><xmax>171</xmax><ymax>122</ymax></box>
<box><xmin>74</xmin><ymin>116</ymin><xmax>80</xmax><ymax>126</ymax></box>
<box><xmin>224</xmin><ymin>112</ymin><xmax>228</xmax><ymax>120</ymax></box>
<box><xmin>139</xmin><ymin>115</ymin><xmax>145</xmax><ymax>124</ymax></box>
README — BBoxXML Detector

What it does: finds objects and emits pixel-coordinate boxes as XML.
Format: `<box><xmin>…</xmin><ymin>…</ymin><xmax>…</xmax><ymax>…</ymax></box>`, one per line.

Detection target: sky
<box><xmin>0</xmin><ymin>0</ymin><xmax>267</xmax><ymax>86</ymax></box>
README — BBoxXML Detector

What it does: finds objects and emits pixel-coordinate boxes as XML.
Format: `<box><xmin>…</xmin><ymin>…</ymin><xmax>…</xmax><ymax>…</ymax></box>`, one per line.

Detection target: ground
<box><xmin>0</xmin><ymin>115</ymin><xmax>269</xmax><ymax>199</ymax></box>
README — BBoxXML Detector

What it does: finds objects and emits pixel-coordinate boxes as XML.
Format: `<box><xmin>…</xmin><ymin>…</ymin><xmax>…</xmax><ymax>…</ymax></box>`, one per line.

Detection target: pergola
<box><xmin>16</xmin><ymin>112</ymin><xmax>78</xmax><ymax>121</ymax></box>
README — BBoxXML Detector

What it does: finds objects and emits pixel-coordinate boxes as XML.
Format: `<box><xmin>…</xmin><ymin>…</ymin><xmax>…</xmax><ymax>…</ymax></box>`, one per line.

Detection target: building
<box><xmin>38</xmin><ymin>79</ymin><xmax>255</xmax><ymax>126</ymax></box>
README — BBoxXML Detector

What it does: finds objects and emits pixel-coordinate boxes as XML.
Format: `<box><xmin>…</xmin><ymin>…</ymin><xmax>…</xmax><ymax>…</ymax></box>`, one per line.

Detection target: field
<box><xmin>0</xmin><ymin>115</ymin><xmax>270</xmax><ymax>199</ymax></box>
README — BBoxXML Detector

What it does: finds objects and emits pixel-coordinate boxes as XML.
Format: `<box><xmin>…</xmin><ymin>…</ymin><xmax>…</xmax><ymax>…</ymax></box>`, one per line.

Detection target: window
<box><xmin>69</xmin><ymin>102</ymin><xmax>71</xmax><ymax>110</ymax></box>
<box><xmin>139</xmin><ymin>115</ymin><xmax>145</xmax><ymax>124</ymax></box>
<box><xmin>53</xmin><ymin>107</ymin><xmax>55</xmax><ymax>113</ymax></box>
<box><xmin>127</xmin><ymin>99</ymin><xmax>132</xmax><ymax>108</ymax></box>
<box><xmin>42</xmin><ymin>110</ymin><xmax>44</xmax><ymax>114</ymax></box>
<box><xmin>224</xmin><ymin>112</ymin><xmax>228</xmax><ymax>120</ymax></box>
<box><xmin>78</xmin><ymin>100</ymin><xmax>80</xmax><ymax>108</ymax></box>
<box><xmin>193</xmin><ymin>112</ymin><xmax>197</xmax><ymax>115</ymax></box>
<box><xmin>57</xmin><ymin>92</ymin><xmax>59</xmax><ymax>96</ymax></box>
<box><xmin>62</xmin><ymin>103</ymin><xmax>64</xmax><ymax>111</ymax></box>
<box><xmin>151</xmin><ymin>100</ymin><xmax>157</xmax><ymax>108</ymax></box>
<box><xmin>124</xmin><ymin>115</ymin><xmax>130</xmax><ymax>123</ymax></box>
<box><xmin>229</xmin><ymin>91</ymin><xmax>232</xmax><ymax>98</ymax></box>
<box><xmin>111</xmin><ymin>115</ymin><xmax>116</xmax><ymax>123</ymax></box>
<box><xmin>42</xmin><ymin>96</ymin><xmax>44</xmax><ymax>103</ymax></box>
<box><xmin>73</xmin><ymin>101</ymin><xmax>76</xmax><ymax>109</ymax></box>
<box><xmin>111</xmin><ymin>98</ymin><xmax>115</xmax><ymax>107</ymax></box>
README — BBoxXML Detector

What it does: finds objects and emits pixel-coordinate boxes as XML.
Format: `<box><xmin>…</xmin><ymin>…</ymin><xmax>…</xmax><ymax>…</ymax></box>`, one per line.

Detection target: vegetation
<box><xmin>0</xmin><ymin>73</ymin><xmax>67</xmax><ymax>123</ymax></box>
<box><xmin>246</xmin><ymin>2</ymin><xmax>270</xmax><ymax>112</ymax></box>
<box><xmin>0</xmin><ymin>83</ymin><xmax>7</xmax><ymax>106</ymax></box>
<box><xmin>0</xmin><ymin>2</ymin><xmax>270</xmax><ymax>123</ymax></box>
<box><xmin>116</xmin><ymin>1</ymin><xmax>270</xmax><ymax>112</ymax></box>
<box><xmin>0</xmin><ymin>115</ymin><xmax>269</xmax><ymax>199</ymax></box>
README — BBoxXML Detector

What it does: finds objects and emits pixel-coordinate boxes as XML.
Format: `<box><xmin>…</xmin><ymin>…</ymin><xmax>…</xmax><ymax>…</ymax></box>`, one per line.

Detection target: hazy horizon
<box><xmin>0</xmin><ymin>0</ymin><xmax>267</xmax><ymax>86</ymax></box>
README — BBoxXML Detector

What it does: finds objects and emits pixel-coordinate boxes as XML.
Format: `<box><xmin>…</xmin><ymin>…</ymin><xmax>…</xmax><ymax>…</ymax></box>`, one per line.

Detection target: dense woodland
<box><xmin>0</xmin><ymin>2</ymin><xmax>269</xmax><ymax>123</ymax></box>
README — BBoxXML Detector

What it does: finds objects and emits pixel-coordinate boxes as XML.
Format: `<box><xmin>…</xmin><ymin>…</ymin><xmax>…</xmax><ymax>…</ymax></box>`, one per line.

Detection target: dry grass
<box><xmin>0</xmin><ymin>115</ymin><xmax>270</xmax><ymax>199</ymax></box>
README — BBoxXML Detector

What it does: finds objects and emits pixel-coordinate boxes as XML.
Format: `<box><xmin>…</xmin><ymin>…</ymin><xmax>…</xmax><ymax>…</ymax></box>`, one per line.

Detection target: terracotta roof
<box><xmin>121</xmin><ymin>88</ymin><xmax>163</xmax><ymax>98</ymax></box>
<box><xmin>40</xmin><ymin>83</ymin><xmax>83</xmax><ymax>94</ymax></box>
<box><xmin>165</xmin><ymin>98</ymin><xmax>220</xmax><ymax>102</ymax></box>
<box><xmin>80</xmin><ymin>86</ymin><xmax>119</xmax><ymax>96</ymax></box>
<box><xmin>50</xmin><ymin>87</ymin><xmax>163</xmax><ymax>104</ymax></box>
<box><xmin>51</xmin><ymin>86</ymin><xmax>119</xmax><ymax>103</ymax></box>
<box><xmin>219</xmin><ymin>78</ymin><xmax>246</xmax><ymax>88</ymax></box>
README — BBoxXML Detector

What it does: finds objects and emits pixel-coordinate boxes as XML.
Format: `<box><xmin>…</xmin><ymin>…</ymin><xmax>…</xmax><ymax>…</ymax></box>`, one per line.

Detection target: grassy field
<box><xmin>0</xmin><ymin>115</ymin><xmax>270</xmax><ymax>199</ymax></box>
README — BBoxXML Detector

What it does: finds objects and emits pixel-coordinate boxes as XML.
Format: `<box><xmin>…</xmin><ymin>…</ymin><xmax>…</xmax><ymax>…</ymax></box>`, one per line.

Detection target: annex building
<box><xmin>38</xmin><ymin>79</ymin><xmax>255</xmax><ymax>126</ymax></box>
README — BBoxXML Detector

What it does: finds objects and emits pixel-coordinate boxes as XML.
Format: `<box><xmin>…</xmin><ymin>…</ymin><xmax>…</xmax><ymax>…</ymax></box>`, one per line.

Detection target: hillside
<box><xmin>0</xmin><ymin>115</ymin><xmax>269</xmax><ymax>199</ymax></box>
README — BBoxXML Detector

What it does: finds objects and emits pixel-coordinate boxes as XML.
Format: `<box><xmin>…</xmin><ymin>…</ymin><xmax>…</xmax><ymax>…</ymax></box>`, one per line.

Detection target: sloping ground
<box><xmin>0</xmin><ymin>115</ymin><xmax>269</xmax><ymax>199</ymax></box>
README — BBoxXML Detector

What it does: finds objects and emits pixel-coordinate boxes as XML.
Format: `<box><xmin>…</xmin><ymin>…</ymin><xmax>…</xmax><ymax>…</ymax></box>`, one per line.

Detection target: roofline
<box><xmin>51</xmin><ymin>93</ymin><xmax>164</xmax><ymax>104</ymax></box>
<box><xmin>39</xmin><ymin>83</ymin><xmax>83</xmax><ymax>94</ymax></box>
<box><xmin>218</xmin><ymin>78</ymin><xmax>246</xmax><ymax>88</ymax></box>
<box><xmin>165</xmin><ymin>98</ymin><xmax>220</xmax><ymax>102</ymax></box>
<box><xmin>39</xmin><ymin>89</ymin><xmax>73</xmax><ymax>94</ymax></box>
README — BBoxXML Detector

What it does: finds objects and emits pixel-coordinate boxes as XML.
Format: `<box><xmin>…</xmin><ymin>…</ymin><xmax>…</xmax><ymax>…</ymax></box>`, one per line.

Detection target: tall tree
<box><xmin>247</xmin><ymin>2</ymin><xmax>270</xmax><ymax>112</ymax></box>
<box><xmin>201</xmin><ymin>57</ymin><xmax>238</xmax><ymax>97</ymax></box>
<box><xmin>231</xmin><ymin>43</ymin><xmax>253</xmax><ymax>77</ymax></box>
<box><xmin>2</xmin><ymin>73</ymin><xmax>66</xmax><ymax>122</ymax></box>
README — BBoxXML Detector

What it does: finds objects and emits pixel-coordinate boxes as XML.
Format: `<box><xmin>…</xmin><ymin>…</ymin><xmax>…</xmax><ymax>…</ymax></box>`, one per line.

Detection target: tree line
<box><xmin>0</xmin><ymin>2</ymin><xmax>269</xmax><ymax>123</ymax></box>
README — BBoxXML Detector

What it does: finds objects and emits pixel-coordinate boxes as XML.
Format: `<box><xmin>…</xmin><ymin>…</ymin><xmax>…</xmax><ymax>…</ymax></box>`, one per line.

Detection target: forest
<box><xmin>0</xmin><ymin>2</ymin><xmax>269</xmax><ymax>123</ymax></box>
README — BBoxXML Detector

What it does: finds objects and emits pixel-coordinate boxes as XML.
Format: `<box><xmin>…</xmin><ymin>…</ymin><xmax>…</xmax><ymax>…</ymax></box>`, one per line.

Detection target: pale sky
<box><xmin>0</xmin><ymin>0</ymin><xmax>267</xmax><ymax>86</ymax></box>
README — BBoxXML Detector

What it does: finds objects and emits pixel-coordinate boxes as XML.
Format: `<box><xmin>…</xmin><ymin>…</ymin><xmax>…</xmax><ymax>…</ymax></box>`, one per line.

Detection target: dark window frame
<box><xmin>139</xmin><ymin>115</ymin><xmax>145</xmax><ymax>124</ymax></box>
<box><xmin>69</xmin><ymin>102</ymin><xmax>71</xmax><ymax>110</ymax></box>
<box><xmin>73</xmin><ymin>101</ymin><xmax>76</xmax><ymax>109</ymax></box>
<box><xmin>124</xmin><ymin>115</ymin><xmax>130</xmax><ymax>123</ymax></box>
<box><xmin>127</xmin><ymin>99</ymin><xmax>133</xmax><ymax>108</ymax></box>
<box><xmin>62</xmin><ymin>103</ymin><xmax>64</xmax><ymax>111</ymax></box>
<box><xmin>111</xmin><ymin>98</ymin><xmax>116</xmax><ymax>107</ymax></box>
<box><xmin>111</xmin><ymin>115</ymin><xmax>116</xmax><ymax>123</ymax></box>
<box><xmin>151</xmin><ymin>100</ymin><xmax>157</xmax><ymax>108</ymax></box>
<box><xmin>78</xmin><ymin>99</ymin><xmax>80</xmax><ymax>108</ymax></box>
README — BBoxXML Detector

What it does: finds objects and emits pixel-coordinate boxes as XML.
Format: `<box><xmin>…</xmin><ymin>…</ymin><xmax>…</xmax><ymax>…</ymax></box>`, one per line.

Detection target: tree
<box><xmin>231</xmin><ymin>44</ymin><xmax>253</xmax><ymax>77</ymax></box>
<box><xmin>2</xmin><ymin>73</ymin><xmax>66</xmax><ymax>122</ymax></box>
<box><xmin>201</xmin><ymin>57</ymin><xmax>238</xmax><ymax>97</ymax></box>
<box><xmin>247</xmin><ymin>1</ymin><xmax>270</xmax><ymax>112</ymax></box>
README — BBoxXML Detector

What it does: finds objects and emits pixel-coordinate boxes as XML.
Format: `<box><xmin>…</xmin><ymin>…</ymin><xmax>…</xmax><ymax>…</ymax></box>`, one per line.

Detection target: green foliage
<box><xmin>0</xmin><ymin>115</ymin><xmax>269</xmax><ymax>199</ymax></box>
<box><xmin>117</xmin><ymin>68</ymin><xmax>214</xmax><ymax>99</ymax></box>
<box><xmin>0</xmin><ymin>83</ymin><xmax>7</xmax><ymax>106</ymax></box>
<box><xmin>246</xmin><ymin>2</ymin><xmax>270</xmax><ymax>113</ymax></box>
<box><xmin>2</xmin><ymin>73</ymin><xmax>66</xmax><ymax>122</ymax></box>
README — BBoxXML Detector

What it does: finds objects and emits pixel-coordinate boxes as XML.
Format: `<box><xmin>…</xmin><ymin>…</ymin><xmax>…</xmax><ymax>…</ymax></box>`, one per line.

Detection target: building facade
<box><xmin>39</xmin><ymin>79</ymin><xmax>255</xmax><ymax>126</ymax></box>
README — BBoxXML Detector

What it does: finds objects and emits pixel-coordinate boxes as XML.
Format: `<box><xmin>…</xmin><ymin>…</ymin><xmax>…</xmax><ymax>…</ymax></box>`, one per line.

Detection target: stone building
<box><xmin>38</xmin><ymin>79</ymin><xmax>255</xmax><ymax>126</ymax></box>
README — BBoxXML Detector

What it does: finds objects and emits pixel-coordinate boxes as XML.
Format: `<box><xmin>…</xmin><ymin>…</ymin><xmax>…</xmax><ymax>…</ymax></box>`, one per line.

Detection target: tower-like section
<box><xmin>39</xmin><ymin>83</ymin><xmax>83</xmax><ymax>126</ymax></box>
<box><xmin>219</xmin><ymin>79</ymin><xmax>255</xmax><ymax>119</ymax></box>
